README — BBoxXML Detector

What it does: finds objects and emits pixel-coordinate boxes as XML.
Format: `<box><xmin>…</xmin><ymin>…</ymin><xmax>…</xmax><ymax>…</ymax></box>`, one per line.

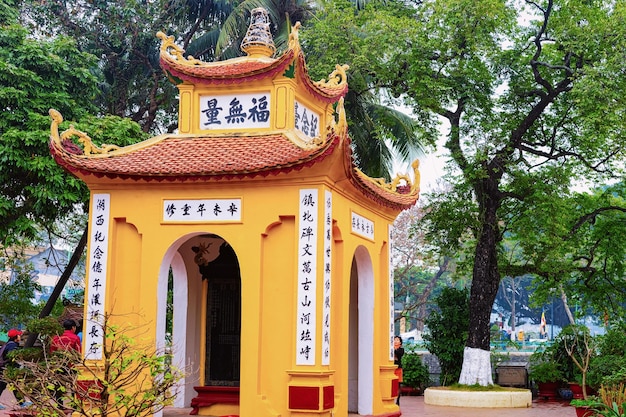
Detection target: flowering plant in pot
<box><xmin>570</xmin><ymin>397</ymin><xmax>599</xmax><ymax>417</ymax></box>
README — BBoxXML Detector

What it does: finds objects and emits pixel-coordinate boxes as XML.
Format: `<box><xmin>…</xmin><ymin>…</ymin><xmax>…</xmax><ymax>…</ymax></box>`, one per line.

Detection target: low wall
<box><xmin>424</xmin><ymin>386</ymin><xmax>532</xmax><ymax>408</ymax></box>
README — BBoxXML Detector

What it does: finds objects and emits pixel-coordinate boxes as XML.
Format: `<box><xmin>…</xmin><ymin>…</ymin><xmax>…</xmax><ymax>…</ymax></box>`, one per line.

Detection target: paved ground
<box><xmin>397</xmin><ymin>394</ymin><xmax>577</xmax><ymax>417</ymax></box>
<box><xmin>1</xmin><ymin>390</ymin><xmax>578</xmax><ymax>416</ymax></box>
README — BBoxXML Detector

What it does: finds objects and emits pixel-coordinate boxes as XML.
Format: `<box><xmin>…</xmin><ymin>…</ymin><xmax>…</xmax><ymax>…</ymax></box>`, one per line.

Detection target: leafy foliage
<box><xmin>528</xmin><ymin>359</ymin><xmax>564</xmax><ymax>384</ymax></box>
<box><xmin>588</xmin><ymin>324</ymin><xmax>626</xmax><ymax>388</ymax></box>
<box><xmin>0</xmin><ymin>9</ymin><xmax>148</xmax><ymax>249</ymax></box>
<box><xmin>0</xmin><ymin>262</ymin><xmax>41</xmax><ymax>329</ymax></box>
<box><xmin>8</xmin><ymin>313</ymin><xmax>184</xmax><ymax>417</ymax></box>
<box><xmin>25</xmin><ymin>0</ymin><xmax>181</xmax><ymax>134</ymax></box>
<box><xmin>307</xmin><ymin>0</ymin><xmax>626</xmax><ymax>384</ymax></box>
<box><xmin>300</xmin><ymin>0</ymin><xmax>431</xmax><ymax>178</ymax></box>
<box><xmin>423</xmin><ymin>287</ymin><xmax>469</xmax><ymax>385</ymax></box>
<box><xmin>401</xmin><ymin>352</ymin><xmax>430</xmax><ymax>391</ymax></box>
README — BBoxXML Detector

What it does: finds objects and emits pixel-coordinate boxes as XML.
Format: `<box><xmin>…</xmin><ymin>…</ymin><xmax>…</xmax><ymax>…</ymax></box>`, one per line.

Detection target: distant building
<box><xmin>1</xmin><ymin>246</ymin><xmax>84</xmax><ymax>304</ymax></box>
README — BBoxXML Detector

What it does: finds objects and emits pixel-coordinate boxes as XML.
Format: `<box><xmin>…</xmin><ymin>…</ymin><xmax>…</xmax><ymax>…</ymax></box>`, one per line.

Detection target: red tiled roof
<box><xmin>50</xmin><ymin>133</ymin><xmax>339</xmax><ymax>182</ymax></box>
<box><xmin>160</xmin><ymin>50</ymin><xmax>295</xmax><ymax>85</ymax></box>
<box><xmin>159</xmin><ymin>44</ymin><xmax>347</xmax><ymax>103</ymax></box>
<box><xmin>50</xmin><ymin>128</ymin><xmax>419</xmax><ymax>209</ymax></box>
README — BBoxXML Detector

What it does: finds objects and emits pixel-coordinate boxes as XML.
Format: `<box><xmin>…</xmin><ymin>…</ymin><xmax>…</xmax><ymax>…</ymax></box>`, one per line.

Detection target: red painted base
<box><xmin>574</xmin><ymin>405</ymin><xmax>594</xmax><ymax>417</ymax></box>
<box><xmin>190</xmin><ymin>386</ymin><xmax>239</xmax><ymax>415</ymax></box>
<box><xmin>569</xmin><ymin>383</ymin><xmax>592</xmax><ymax>400</ymax></box>
<box><xmin>537</xmin><ymin>382</ymin><xmax>560</xmax><ymax>400</ymax></box>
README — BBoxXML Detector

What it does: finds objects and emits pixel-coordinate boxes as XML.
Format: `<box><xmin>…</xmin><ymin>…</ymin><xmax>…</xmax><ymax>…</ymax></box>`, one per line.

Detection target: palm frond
<box><xmin>184</xmin><ymin>28</ymin><xmax>221</xmax><ymax>59</ymax></box>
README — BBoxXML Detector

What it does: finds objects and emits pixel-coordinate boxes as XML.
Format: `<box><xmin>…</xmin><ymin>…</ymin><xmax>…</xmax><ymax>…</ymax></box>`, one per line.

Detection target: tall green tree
<box><xmin>302</xmin><ymin>0</ymin><xmax>431</xmax><ymax>178</ymax></box>
<box><xmin>0</xmin><ymin>2</ymin><xmax>147</xmax><ymax>248</ymax></box>
<box><xmin>307</xmin><ymin>0</ymin><xmax>626</xmax><ymax>385</ymax></box>
<box><xmin>410</xmin><ymin>0</ymin><xmax>626</xmax><ymax>384</ymax></box>
<box><xmin>0</xmin><ymin>0</ymin><xmax>148</xmax><ymax>336</ymax></box>
<box><xmin>25</xmin><ymin>0</ymin><xmax>187</xmax><ymax>133</ymax></box>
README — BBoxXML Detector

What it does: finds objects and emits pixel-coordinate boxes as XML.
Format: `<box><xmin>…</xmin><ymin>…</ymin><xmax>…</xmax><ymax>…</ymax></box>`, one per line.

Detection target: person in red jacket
<box><xmin>50</xmin><ymin>319</ymin><xmax>81</xmax><ymax>405</ymax></box>
<box><xmin>50</xmin><ymin>319</ymin><xmax>81</xmax><ymax>353</ymax></box>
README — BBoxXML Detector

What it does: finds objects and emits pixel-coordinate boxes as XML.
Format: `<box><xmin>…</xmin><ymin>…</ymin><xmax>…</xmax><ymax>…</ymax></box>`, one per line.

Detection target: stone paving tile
<box><xmin>398</xmin><ymin>395</ymin><xmax>577</xmax><ymax>417</ymax></box>
<box><xmin>1</xmin><ymin>390</ymin><xmax>578</xmax><ymax>417</ymax></box>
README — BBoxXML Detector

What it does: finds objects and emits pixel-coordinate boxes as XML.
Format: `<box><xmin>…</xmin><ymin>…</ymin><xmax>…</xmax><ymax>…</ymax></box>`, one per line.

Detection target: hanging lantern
<box><xmin>240</xmin><ymin>8</ymin><xmax>276</xmax><ymax>58</ymax></box>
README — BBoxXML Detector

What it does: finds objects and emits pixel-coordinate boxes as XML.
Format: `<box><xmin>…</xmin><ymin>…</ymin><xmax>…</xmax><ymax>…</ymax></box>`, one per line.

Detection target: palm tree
<box><xmin>182</xmin><ymin>0</ymin><xmax>314</xmax><ymax>60</ymax></box>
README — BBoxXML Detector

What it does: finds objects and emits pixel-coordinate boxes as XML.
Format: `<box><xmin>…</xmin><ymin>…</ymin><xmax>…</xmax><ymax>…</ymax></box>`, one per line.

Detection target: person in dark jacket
<box><xmin>394</xmin><ymin>335</ymin><xmax>405</xmax><ymax>405</ymax></box>
<box><xmin>0</xmin><ymin>329</ymin><xmax>29</xmax><ymax>408</ymax></box>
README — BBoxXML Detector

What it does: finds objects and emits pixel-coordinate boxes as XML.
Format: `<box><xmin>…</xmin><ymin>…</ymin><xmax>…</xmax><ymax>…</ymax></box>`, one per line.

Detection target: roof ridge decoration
<box><xmin>314</xmin><ymin>64</ymin><xmax>349</xmax><ymax>91</ymax></box>
<box><xmin>49</xmin><ymin>109</ymin><xmax>120</xmax><ymax>156</ymax></box>
<box><xmin>287</xmin><ymin>21</ymin><xmax>302</xmax><ymax>56</ymax></box>
<box><xmin>156</xmin><ymin>31</ymin><xmax>204</xmax><ymax>66</ymax></box>
<box><xmin>356</xmin><ymin>160</ymin><xmax>420</xmax><ymax>194</ymax></box>
<box><xmin>333</xmin><ymin>97</ymin><xmax>348</xmax><ymax>137</ymax></box>
<box><xmin>240</xmin><ymin>8</ymin><xmax>276</xmax><ymax>58</ymax></box>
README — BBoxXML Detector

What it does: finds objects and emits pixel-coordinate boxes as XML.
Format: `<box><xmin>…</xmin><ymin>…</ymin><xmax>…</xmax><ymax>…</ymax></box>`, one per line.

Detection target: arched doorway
<box><xmin>196</xmin><ymin>238</ymin><xmax>241</xmax><ymax>386</ymax></box>
<box><xmin>157</xmin><ymin>233</ymin><xmax>241</xmax><ymax>408</ymax></box>
<box><xmin>348</xmin><ymin>246</ymin><xmax>375</xmax><ymax>415</ymax></box>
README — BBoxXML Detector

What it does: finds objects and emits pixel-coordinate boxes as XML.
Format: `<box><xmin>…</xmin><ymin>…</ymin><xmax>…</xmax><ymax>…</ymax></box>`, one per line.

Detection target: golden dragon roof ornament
<box><xmin>49</xmin><ymin>109</ymin><xmax>120</xmax><ymax>155</ymax></box>
<box><xmin>356</xmin><ymin>159</ymin><xmax>420</xmax><ymax>194</ymax></box>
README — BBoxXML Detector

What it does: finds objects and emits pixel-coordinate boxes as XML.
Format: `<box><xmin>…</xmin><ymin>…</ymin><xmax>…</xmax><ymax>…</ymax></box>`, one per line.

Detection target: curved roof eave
<box><xmin>49</xmin><ymin>130</ymin><xmax>342</xmax><ymax>183</ymax></box>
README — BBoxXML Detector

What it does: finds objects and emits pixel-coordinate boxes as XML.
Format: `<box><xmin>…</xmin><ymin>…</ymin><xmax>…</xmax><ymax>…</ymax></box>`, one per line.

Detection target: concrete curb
<box><xmin>424</xmin><ymin>387</ymin><xmax>533</xmax><ymax>408</ymax></box>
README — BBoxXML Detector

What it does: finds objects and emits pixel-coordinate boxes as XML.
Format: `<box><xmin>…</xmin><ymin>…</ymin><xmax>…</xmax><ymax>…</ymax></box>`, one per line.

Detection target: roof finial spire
<box><xmin>240</xmin><ymin>8</ymin><xmax>276</xmax><ymax>58</ymax></box>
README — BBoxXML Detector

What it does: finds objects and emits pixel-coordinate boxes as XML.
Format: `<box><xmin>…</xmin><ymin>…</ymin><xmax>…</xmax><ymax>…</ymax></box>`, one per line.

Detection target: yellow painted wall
<box><xmin>82</xmin><ymin>169</ymin><xmax>401</xmax><ymax>417</ymax></box>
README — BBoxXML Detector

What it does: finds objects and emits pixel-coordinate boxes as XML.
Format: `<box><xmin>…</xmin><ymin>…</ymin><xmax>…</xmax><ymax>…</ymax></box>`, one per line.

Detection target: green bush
<box><xmin>27</xmin><ymin>316</ymin><xmax>63</xmax><ymax>338</ymax></box>
<box><xmin>588</xmin><ymin>356</ymin><xmax>626</xmax><ymax>388</ymax></box>
<box><xmin>423</xmin><ymin>287</ymin><xmax>469</xmax><ymax>385</ymax></box>
<box><xmin>588</xmin><ymin>325</ymin><xmax>626</xmax><ymax>389</ymax></box>
<box><xmin>402</xmin><ymin>353</ymin><xmax>430</xmax><ymax>391</ymax></box>
<box><xmin>528</xmin><ymin>359</ymin><xmax>564</xmax><ymax>383</ymax></box>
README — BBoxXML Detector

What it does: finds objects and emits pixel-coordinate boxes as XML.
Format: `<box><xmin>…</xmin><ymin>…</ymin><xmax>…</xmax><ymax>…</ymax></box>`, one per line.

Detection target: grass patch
<box><xmin>430</xmin><ymin>384</ymin><xmax>528</xmax><ymax>392</ymax></box>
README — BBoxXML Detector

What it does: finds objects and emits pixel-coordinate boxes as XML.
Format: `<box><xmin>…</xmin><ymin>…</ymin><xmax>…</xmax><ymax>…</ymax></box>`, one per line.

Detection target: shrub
<box><xmin>401</xmin><ymin>353</ymin><xmax>430</xmax><ymax>391</ymax></box>
<box><xmin>588</xmin><ymin>325</ymin><xmax>626</xmax><ymax>389</ymax></box>
<box><xmin>9</xmin><ymin>312</ymin><xmax>185</xmax><ymax>417</ymax></box>
<box><xmin>528</xmin><ymin>359</ymin><xmax>564</xmax><ymax>383</ymax></box>
<box><xmin>423</xmin><ymin>287</ymin><xmax>469</xmax><ymax>385</ymax></box>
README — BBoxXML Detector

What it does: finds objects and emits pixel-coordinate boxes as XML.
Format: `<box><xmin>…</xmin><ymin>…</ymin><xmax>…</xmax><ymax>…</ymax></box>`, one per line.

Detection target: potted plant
<box><xmin>560</xmin><ymin>324</ymin><xmax>596</xmax><ymax>400</ymax></box>
<box><xmin>401</xmin><ymin>352</ymin><xmax>430</xmax><ymax>395</ymax></box>
<box><xmin>592</xmin><ymin>383</ymin><xmax>626</xmax><ymax>417</ymax></box>
<box><xmin>529</xmin><ymin>355</ymin><xmax>564</xmax><ymax>400</ymax></box>
<box><xmin>570</xmin><ymin>397</ymin><xmax>599</xmax><ymax>417</ymax></box>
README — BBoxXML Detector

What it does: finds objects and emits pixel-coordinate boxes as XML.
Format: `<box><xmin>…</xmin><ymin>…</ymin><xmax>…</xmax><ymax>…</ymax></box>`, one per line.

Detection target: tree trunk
<box><xmin>459</xmin><ymin>181</ymin><xmax>501</xmax><ymax>385</ymax></box>
<box><xmin>24</xmin><ymin>225</ymin><xmax>88</xmax><ymax>348</ymax></box>
<box><xmin>560</xmin><ymin>284</ymin><xmax>576</xmax><ymax>325</ymax></box>
<box><xmin>508</xmin><ymin>278</ymin><xmax>517</xmax><ymax>336</ymax></box>
<box><xmin>415</xmin><ymin>257</ymin><xmax>449</xmax><ymax>331</ymax></box>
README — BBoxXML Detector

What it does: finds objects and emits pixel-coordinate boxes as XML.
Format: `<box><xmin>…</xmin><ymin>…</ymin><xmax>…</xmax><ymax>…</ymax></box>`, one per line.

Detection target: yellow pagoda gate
<box><xmin>49</xmin><ymin>8</ymin><xmax>420</xmax><ymax>417</ymax></box>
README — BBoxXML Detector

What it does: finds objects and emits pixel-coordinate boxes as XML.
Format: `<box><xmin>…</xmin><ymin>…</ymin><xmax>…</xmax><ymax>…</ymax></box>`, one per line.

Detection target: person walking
<box><xmin>0</xmin><ymin>329</ymin><xmax>29</xmax><ymax>409</ymax></box>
